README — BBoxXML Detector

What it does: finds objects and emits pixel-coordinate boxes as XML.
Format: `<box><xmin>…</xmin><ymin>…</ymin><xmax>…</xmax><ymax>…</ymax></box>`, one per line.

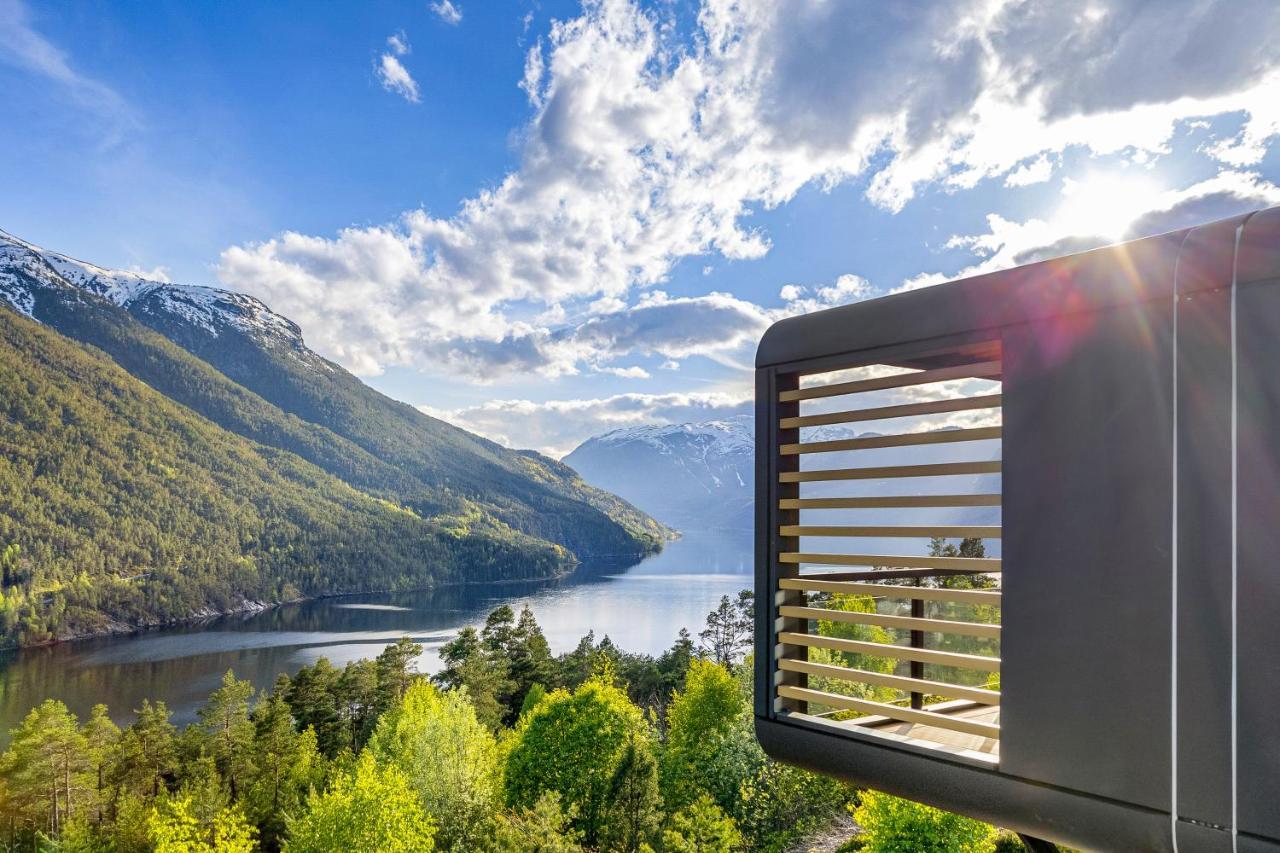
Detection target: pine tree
<box><xmin>115</xmin><ymin>699</ymin><xmax>178</xmax><ymax>800</ymax></box>
<box><xmin>247</xmin><ymin>691</ymin><xmax>304</xmax><ymax>848</ymax></box>
<box><xmin>0</xmin><ymin>699</ymin><xmax>90</xmax><ymax>835</ymax></box>
<box><xmin>662</xmin><ymin>794</ymin><xmax>742</xmax><ymax>853</ymax></box>
<box><xmin>490</xmin><ymin>792</ymin><xmax>583</xmax><ymax>852</ymax></box>
<box><xmin>335</xmin><ymin>659</ymin><xmax>378</xmax><ymax>751</ymax></box>
<box><xmin>80</xmin><ymin>704</ymin><xmax>120</xmax><ymax>825</ymax></box>
<box><xmin>698</xmin><ymin>592</ymin><xmax>753</xmax><ymax>666</ymax></box>
<box><xmin>196</xmin><ymin>670</ymin><xmax>256</xmax><ymax>802</ymax></box>
<box><xmin>507</xmin><ymin>606</ymin><xmax>555</xmax><ymax>719</ymax></box>
<box><xmin>285</xmin><ymin>658</ymin><xmax>344</xmax><ymax>756</ymax></box>
<box><xmin>375</xmin><ymin>637</ymin><xmax>423</xmax><ymax>710</ymax></box>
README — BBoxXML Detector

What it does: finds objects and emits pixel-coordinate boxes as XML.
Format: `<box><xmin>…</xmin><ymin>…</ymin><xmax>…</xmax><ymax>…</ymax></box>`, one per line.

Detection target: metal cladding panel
<box><xmin>1236</xmin><ymin>277</ymin><xmax>1280</xmax><ymax>840</ymax></box>
<box><xmin>1237</xmin><ymin>205</ymin><xmax>1280</xmax><ymax>285</ymax></box>
<box><xmin>757</xmin><ymin>230</ymin><xmax>1185</xmax><ymax>369</ymax></box>
<box><xmin>1175</xmin><ymin>821</ymin><xmax>1234</xmax><ymax>853</ymax></box>
<box><xmin>1240</xmin><ymin>836</ymin><xmax>1280</xmax><ymax>853</ymax></box>
<box><xmin>1000</xmin><ymin>301</ymin><xmax>1174</xmax><ymax>810</ymax></box>
<box><xmin>1173</xmin><ymin>217</ymin><xmax>1240</xmax><ymax>827</ymax></box>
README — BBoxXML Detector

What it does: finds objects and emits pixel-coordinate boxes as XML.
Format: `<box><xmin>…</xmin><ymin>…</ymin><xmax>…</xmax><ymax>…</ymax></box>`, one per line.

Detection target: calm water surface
<box><xmin>0</xmin><ymin>530</ymin><xmax>751</xmax><ymax>735</ymax></box>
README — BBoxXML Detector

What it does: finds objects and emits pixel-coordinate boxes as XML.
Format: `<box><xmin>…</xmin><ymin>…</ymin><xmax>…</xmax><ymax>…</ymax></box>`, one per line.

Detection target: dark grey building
<box><xmin>753</xmin><ymin>207</ymin><xmax>1280</xmax><ymax>851</ymax></box>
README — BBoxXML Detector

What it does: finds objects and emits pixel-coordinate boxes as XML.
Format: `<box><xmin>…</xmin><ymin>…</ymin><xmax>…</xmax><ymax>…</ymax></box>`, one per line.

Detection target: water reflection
<box><xmin>0</xmin><ymin>529</ymin><xmax>751</xmax><ymax>736</ymax></box>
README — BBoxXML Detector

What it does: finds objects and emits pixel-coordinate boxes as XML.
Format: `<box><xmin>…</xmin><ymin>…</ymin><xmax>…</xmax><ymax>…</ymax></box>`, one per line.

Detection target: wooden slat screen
<box><xmin>770</xmin><ymin>340</ymin><xmax>1003</xmax><ymax>757</ymax></box>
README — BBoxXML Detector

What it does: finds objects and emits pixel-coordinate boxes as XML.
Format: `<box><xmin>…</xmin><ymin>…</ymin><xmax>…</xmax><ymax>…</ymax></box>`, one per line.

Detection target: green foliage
<box><xmin>148</xmin><ymin>793</ymin><xmax>257</xmax><ymax>853</ymax></box>
<box><xmin>284</xmin><ymin>753</ymin><xmax>435</xmax><ymax>853</ymax></box>
<box><xmin>662</xmin><ymin>794</ymin><xmax>742</xmax><ymax>853</ymax></box>
<box><xmin>197</xmin><ymin>671</ymin><xmax>256</xmax><ymax>802</ymax></box>
<box><xmin>661</xmin><ymin>658</ymin><xmax>744</xmax><ymax>810</ymax></box>
<box><xmin>852</xmin><ymin>791</ymin><xmax>997</xmax><ymax>853</ymax></box>
<box><xmin>374</xmin><ymin>637</ymin><xmax>424</xmax><ymax>712</ymax></box>
<box><xmin>18</xmin><ymin>275</ymin><xmax>668</xmax><ymax>564</ymax></box>
<box><xmin>0</xmin><ymin>601</ymin><xmax>857</xmax><ymax>853</ymax></box>
<box><xmin>0</xmin><ymin>699</ymin><xmax>90</xmax><ymax>836</ymax></box>
<box><xmin>245</xmin><ymin>691</ymin><xmax>323</xmax><ymax>850</ymax></box>
<box><xmin>600</xmin><ymin>734</ymin><xmax>663</xmax><ymax>852</ymax></box>
<box><xmin>519</xmin><ymin>683</ymin><xmax>548</xmax><ymax>718</ymax></box>
<box><xmin>0</xmin><ymin>307</ymin><xmax>575</xmax><ymax>647</ymax></box>
<box><xmin>284</xmin><ymin>640</ymin><xmax>421</xmax><ymax>759</ymax></box>
<box><xmin>504</xmin><ymin>678</ymin><xmax>648</xmax><ymax>845</ymax></box>
<box><xmin>368</xmin><ymin>681</ymin><xmax>498</xmax><ymax>850</ymax></box>
<box><xmin>115</xmin><ymin>699</ymin><xmax>178</xmax><ymax>801</ymax></box>
<box><xmin>489</xmin><ymin>792</ymin><xmax>584</xmax><ymax>853</ymax></box>
<box><xmin>684</xmin><ymin>660</ymin><xmax>852</xmax><ymax>853</ymax></box>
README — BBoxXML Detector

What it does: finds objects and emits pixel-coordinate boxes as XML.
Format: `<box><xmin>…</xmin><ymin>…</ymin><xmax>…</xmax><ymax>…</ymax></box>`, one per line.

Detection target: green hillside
<box><xmin>134</xmin><ymin>302</ymin><xmax>666</xmax><ymax>558</ymax></box>
<box><xmin>0</xmin><ymin>306</ymin><xmax>568</xmax><ymax>646</ymax></box>
<box><xmin>3</xmin><ymin>238</ymin><xmax>666</xmax><ymax>561</ymax></box>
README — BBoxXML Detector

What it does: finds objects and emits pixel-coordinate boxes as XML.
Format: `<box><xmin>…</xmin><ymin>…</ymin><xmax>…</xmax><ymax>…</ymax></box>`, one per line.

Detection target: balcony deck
<box><xmin>788</xmin><ymin>700</ymin><xmax>1001</xmax><ymax>765</ymax></box>
<box><xmin>856</xmin><ymin>702</ymin><xmax>1000</xmax><ymax>756</ymax></box>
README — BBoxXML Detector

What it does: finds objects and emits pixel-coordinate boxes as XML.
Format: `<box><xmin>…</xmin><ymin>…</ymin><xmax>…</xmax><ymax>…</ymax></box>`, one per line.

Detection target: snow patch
<box><xmin>0</xmin><ymin>229</ymin><xmax>310</xmax><ymax>355</ymax></box>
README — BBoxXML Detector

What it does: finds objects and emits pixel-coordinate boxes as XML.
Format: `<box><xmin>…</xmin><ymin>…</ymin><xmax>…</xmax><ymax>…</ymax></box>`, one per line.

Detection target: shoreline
<box><xmin>4</xmin><ymin>547</ymin><xmax>661</xmax><ymax>653</ymax></box>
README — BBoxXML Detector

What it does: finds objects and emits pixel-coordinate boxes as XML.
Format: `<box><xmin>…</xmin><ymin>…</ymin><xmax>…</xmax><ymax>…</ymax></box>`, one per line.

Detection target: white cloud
<box><xmin>778</xmin><ymin>274</ymin><xmax>875</xmax><ymax>315</ymax></box>
<box><xmin>387</xmin><ymin>31</ymin><xmax>410</xmax><ymax>56</ymax></box>
<box><xmin>431</xmin><ymin>1</ymin><xmax>463</xmax><ymax>25</ymax></box>
<box><xmin>595</xmin><ymin>365</ymin><xmax>650</xmax><ymax>379</ymax></box>
<box><xmin>422</xmin><ymin>390</ymin><xmax>751</xmax><ymax>457</ymax></box>
<box><xmin>221</xmin><ymin>0</ymin><xmax>1280</xmax><ymax>379</ymax></box>
<box><xmin>376</xmin><ymin>34</ymin><xmax>421</xmax><ymax>103</ymax></box>
<box><xmin>896</xmin><ymin>169</ymin><xmax>1280</xmax><ymax>293</ymax></box>
<box><xmin>1004</xmin><ymin>154</ymin><xmax>1054</xmax><ymax>188</ymax></box>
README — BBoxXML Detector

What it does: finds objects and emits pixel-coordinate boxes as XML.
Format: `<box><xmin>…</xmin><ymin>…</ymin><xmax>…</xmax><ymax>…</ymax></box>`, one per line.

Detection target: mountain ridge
<box><xmin>0</xmin><ymin>230</ymin><xmax>669</xmax><ymax>646</ymax></box>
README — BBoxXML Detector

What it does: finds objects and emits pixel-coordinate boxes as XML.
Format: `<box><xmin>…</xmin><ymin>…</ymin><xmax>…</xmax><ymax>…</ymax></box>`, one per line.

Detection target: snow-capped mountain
<box><xmin>564</xmin><ymin>416</ymin><xmax>758</xmax><ymax>530</ymax></box>
<box><xmin>0</xmin><ymin>229</ymin><xmax>314</xmax><ymax>362</ymax></box>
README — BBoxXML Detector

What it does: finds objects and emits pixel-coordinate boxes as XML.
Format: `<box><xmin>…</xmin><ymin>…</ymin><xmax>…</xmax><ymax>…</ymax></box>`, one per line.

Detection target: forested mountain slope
<box><xmin>0</xmin><ymin>230</ymin><xmax>666</xmax><ymax>562</ymax></box>
<box><xmin>0</xmin><ymin>306</ymin><xmax>570</xmax><ymax>645</ymax></box>
<box><xmin>0</xmin><ymin>230</ymin><xmax>668</xmax><ymax>646</ymax></box>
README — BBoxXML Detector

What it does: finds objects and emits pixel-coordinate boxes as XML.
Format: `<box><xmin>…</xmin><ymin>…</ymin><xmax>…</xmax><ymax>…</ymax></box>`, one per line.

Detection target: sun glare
<box><xmin>1052</xmin><ymin>172</ymin><xmax>1166</xmax><ymax>241</ymax></box>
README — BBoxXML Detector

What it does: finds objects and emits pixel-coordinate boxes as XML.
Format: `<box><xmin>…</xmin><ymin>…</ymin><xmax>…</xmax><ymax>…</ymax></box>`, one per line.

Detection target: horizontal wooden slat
<box><xmin>776</xmin><ymin>685</ymin><xmax>1001</xmax><ymax>738</ymax></box>
<box><xmin>781</xmin><ymin>461</ymin><xmax>1000</xmax><ymax>483</ymax></box>
<box><xmin>782</xmin><ymin>360</ymin><xmax>1001</xmax><ymax>402</ymax></box>
<box><xmin>779</xmin><ymin>577</ymin><xmax>1002</xmax><ymax>606</ymax></box>
<box><xmin>779</xmin><ymin>494</ymin><xmax>1001</xmax><ymax>509</ymax></box>
<box><xmin>782</xmin><ymin>426</ymin><xmax>1002</xmax><ymax>455</ymax></box>
<box><xmin>780</xmin><ymin>553</ymin><xmax>1001</xmax><ymax>571</ymax></box>
<box><xmin>791</xmin><ymin>568</ymin><xmax>994</xmax><ymax>582</ymax></box>
<box><xmin>777</xmin><ymin>632</ymin><xmax>1001</xmax><ymax>671</ymax></box>
<box><xmin>779</xmin><ymin>524</ymin><xmax>1000</xmax><ymax>538</ymax></box>
<box><xmin>778</xmin><ymin>659</ymin><xmax>1000</xmax><ymax>705</ymax></box>
<box><xmin>780</xmin><ymin>394</ymin><xmax>1002</xmax><ymax>429</ymax></box>
<box><xmin>779</xmin><ymin>605</ymin><xmax>1001</xmax><ymax>639</ymax></box>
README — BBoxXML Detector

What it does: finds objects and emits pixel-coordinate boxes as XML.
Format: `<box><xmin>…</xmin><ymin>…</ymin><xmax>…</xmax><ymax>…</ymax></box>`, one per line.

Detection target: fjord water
<box><xmin>0</xmin><ymin>529</ymin><xmax>750</xmax><ymax>736</ymax></box>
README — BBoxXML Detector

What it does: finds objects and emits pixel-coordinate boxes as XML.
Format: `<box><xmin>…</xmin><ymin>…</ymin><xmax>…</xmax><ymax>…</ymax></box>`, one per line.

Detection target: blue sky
<box><xmin>4</xmin><ymin>0</ymin><xmax>1280</xmax><ymax>454</ymax></box>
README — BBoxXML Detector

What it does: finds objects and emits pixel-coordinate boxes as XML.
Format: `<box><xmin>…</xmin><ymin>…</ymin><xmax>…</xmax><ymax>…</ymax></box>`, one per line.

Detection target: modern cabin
<box><xmin>753</xmin><ymin>207</ymin><xmax>1280</xmax><ymax>852</ymax></box>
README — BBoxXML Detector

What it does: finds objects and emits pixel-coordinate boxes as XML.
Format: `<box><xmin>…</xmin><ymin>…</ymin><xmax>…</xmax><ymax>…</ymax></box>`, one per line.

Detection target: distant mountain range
<box><xmin>0</xmin><ymin>230</ymin><xmax>667</xmax><ymax>646</ymax></box>
<box><xmin>564</xmin><ymin>416</ymin><xmax>757</xmax><ymax>531</ymax></box>
<box><xmin>563</xmin><ymin>415</ymin><xmax>1001</xmax><ymax>538</ymax></box>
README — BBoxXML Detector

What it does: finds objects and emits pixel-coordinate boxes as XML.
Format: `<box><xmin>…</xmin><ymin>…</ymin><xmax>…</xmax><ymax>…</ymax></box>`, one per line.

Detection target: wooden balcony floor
<box><xmin>865</xmin><ymin>703</ymin><xmax>1000</xmax><ymax>756</ymax></box>
<box><xmin>807</xmin><ymin>702</ymin><xmax>1001</xmax><ymax>761</ymax></box>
